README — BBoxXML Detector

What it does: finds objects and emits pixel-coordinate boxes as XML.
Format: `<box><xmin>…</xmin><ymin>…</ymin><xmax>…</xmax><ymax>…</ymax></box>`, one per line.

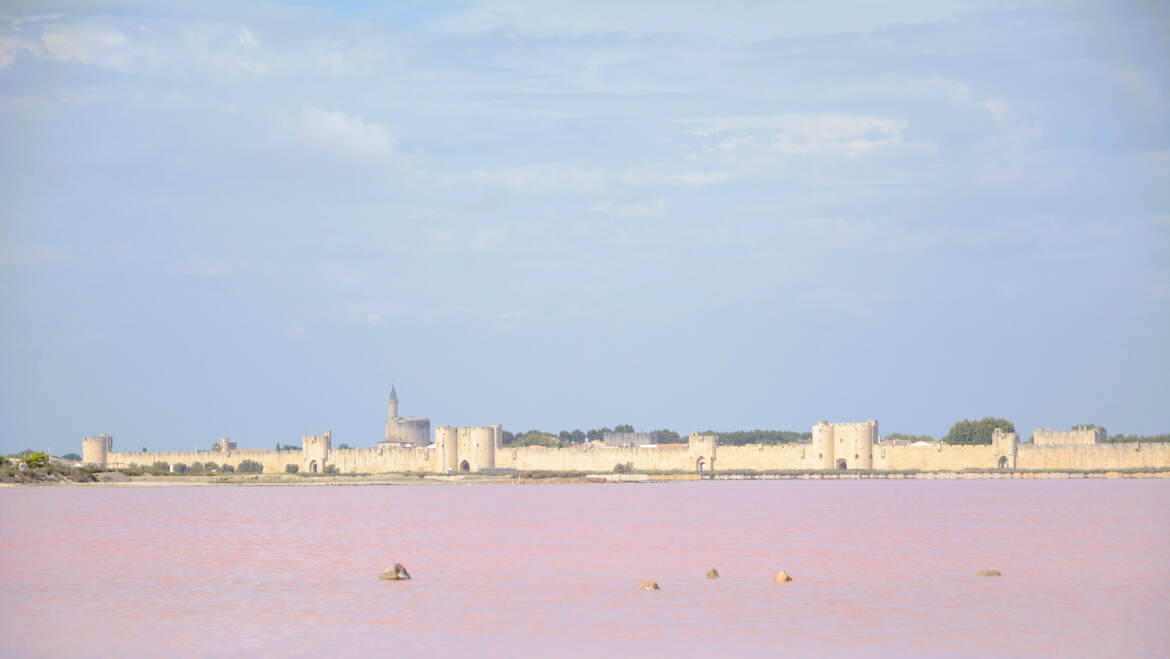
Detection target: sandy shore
<box><xmin>3</xmin><ymin>469</ymin><xmax>1169</xmax><ymax>487</ymax></box>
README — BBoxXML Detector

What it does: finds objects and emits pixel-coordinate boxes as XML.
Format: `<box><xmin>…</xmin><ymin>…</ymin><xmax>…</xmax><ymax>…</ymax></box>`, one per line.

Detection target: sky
<box><xmin>1</xmin><ymin>1</ymin><xmax>1168</xmax><ymax>455</ymax></box>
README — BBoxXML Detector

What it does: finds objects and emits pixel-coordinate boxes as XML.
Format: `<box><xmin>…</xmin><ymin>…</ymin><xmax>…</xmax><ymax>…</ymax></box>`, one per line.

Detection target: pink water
<box><xmin>2</xmin><ymin>480</ymin><xmax>1168</xmax><ymax>657</ymax></box>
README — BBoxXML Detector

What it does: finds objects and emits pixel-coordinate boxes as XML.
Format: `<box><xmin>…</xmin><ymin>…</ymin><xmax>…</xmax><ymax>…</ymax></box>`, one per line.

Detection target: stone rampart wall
<box><xmin>327</xmin><ymin>447</ymin><xmax>433</xmax><ymax>473</ymax></box>
<box><xmin>106</xmin><ymin>450</ymin><xmax>296</xmax><ymax>473</ymax></box>
<box><xmin>1017</xmin><ymin>443</ymin><xmax>1170</xmax><ymax>470</ymax></box>
<box><xmin>874</xmin><ymin>445</ymin><xmax>1001</xmax><ymax>471</ymax></box>
<box><xmin>497</xmin><ymin>445</ymin><xmax>698</xmax><ymax>472</ymax></box>
<box><xmin>714</xmin><ymin>444</ymin><xmax>810</xmax><ymax>470</ymax></box>
<box><xmin>94</xmin><ymin>438</ymin><xmax>1170</xmax><ymax>474</ymax></box>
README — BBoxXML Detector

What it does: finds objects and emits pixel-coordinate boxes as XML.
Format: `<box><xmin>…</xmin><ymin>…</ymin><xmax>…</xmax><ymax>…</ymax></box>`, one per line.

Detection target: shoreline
<box><xmin>3</xmin><ymin>468</ymin><xmax>1169</xmax><ymax>487</ymax></box>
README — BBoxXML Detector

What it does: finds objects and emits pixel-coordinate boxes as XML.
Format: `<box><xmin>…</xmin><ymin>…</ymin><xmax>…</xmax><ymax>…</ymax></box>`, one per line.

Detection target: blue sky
<box><xmin>1</xmin><ymin>1</ymin><xmax>1167</xmax><ymax>455</ymax></box>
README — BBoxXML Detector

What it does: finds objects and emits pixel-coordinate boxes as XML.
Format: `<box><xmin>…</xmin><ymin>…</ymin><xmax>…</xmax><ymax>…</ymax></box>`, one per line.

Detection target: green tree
<box><xmin>191</xmin><ymin>462</ymin><xmax>204</xmax><ymax>473</ymax></box>
<box><xmin>512</xmin><ymin>431</ymin><xmax>560</xmax><ymax>448</ymax></box>
<box><xmin>203</xmin><ymin>461</ymin><xmax>219</xmax><ymax>472</ymax></box>
<box><xmin>276</xmin><ymin>443</ymin><xmax>299</xmax><ymax>451</ymax></box>
<box><xmin>941</xmin><ymin>418</ymin><xmax>1015</xmax><ymax>445</ymax></box>
<box><xmin>613</xmin><ymin>424</ymin><xmax>635</xmax><ymax>433</ymax></box>
<box><xmin>586</xmin><ymin>427</ymin><xmax>612</xmax><ymax>442</ymax></box>
<box><xmin>220</xmin><ymin>463</ymin><xmax>235</xmax><ymax>473</ymax></box>
<box><xmin>23</xmin><ymin>451</ymin><xmax>50</xmax><ymax>469</ymax></box>
<box><xmin>704</xmin><ymin>430</ymin><xmax>809</xmax><ymax>445</ymax></box>
<box><xmin>150</xmin><ymin>461</ymin><xmax>170</xmax><ymax>473</ymax></box>
<box><xmin>337</xmin><ymin>443</ymin><xmax>352</xmax><ymax>449</ymax></box>
<box><xmin>650</xmin><ymin>429</ymin><xmax>681</xmax><ymax>443</ymax></box>
<box><xmin>173</xmin><ymin>463</ymin><xmax>189</xmax><ymax>474</ymax></box>
<box><xmin>237</xmin><ymin>460</ymin><xmax>263</xmax><ymax>473</ymax></box>
<box><xmin>884</xmin><ymin>433</ymin><xmax>935</xmax><ymax>443</ymax></box>
<box><xmin>285</xmin><ymin>464</ymin><xmax>299</xmax><ymax>474</ymax></box>
<box><xmin>61</xmin><ymin>453</ymin><xmax>82</xmax><ymax>461</ymax></box>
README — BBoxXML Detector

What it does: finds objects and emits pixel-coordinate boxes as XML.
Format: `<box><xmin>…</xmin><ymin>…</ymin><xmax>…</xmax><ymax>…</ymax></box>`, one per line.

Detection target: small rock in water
<box><xmin>638</xmin><ymin>581</ymin><xmax>661</xmax><ymax>591</ymax></box>
<box><xmin>706</xmin><ymin>569</ymin><xmax>720</xmax><ymax>579</ymax></box>
<box><xmin>379</xmin><ymin>563</ymin><xmax>412</xmax><ymax>580</ymax></box>
<box><xmin>975</xmin><ymin>569</ymin><xmax>1002</xmax><ymax>577</ymax></box>
<box><xmin>773</xmin><ymin>570</ymin><xmax>792</xmax><ymax>582</ymax></box>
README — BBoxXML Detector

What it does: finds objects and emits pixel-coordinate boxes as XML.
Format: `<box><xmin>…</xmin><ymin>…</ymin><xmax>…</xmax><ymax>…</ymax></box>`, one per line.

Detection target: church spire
<box><xmin>390</xmin><ymin>385</ymin><xmax>397</xmax><ymax>401</ymax></box>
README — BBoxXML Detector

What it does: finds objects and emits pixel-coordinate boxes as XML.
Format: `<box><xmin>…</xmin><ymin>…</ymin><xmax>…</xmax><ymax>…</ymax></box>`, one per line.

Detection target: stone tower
<box><xmin>385</xmin><ymin>386</ymin><xmax>400</xmax><ymax>442</ymax></box>
<box><xmin>82</xmin><ymin>434</ymin><xmax>112</xmax><ymax>467</ymax></box>
<box><xmin>992</xmin><ymin>428</ymin><xmax>1018</xmax><ymax>469</ymax></box>
<box><xmin>811</xmin><ymin>420</ymin><xmax>877</xmax><ymax>470</ymax></box>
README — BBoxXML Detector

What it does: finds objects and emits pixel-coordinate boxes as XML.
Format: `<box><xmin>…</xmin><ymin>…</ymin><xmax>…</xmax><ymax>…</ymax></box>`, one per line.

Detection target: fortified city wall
<box><xmin>1016</xmin><ymin>442</ymin><xmax>1170</xmax><ymax>470</ymax></box>
<box><xmin>498</xmin><ymin>433</ymin><xmax>717</xmax><ymax>472</ymax></box>
<box><xmin>82</xmin><ymin>402</ymin><xmax>1170</xmax><ymax>474</ymax></box>
<box><xmin>714</xmin><ymin>444</ymin><xmax>811</xmax><ymax>470</ymax></box>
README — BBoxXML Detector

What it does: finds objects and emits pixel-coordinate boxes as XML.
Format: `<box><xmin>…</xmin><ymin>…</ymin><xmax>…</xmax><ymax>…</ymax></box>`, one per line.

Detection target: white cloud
<box><xmin>685</xmin><ymin>114</ymin><xmax>906</xmax><ymax>158</ymax></box>
<box><xmin>0</xmin><ymin>34</ymin><xmax>39</xmax><ymax>71</ymax></box>
<box><xmin>299</xmin><ymin>106</ymin><xmax>396</xmax><ymax>157</ymax></box>
<box><xmin>983</xmin><ymin>97</ymin><xmax>1008</xmax><ymax>121</ymax></box>
<box><xmin>237</xmin><ymin>27</ymin><xmax>259</xmax><ymax>50</ymax></box>
<box><xmin>437</xmin><ymin>1</ymin><xmax>997</xmax><ymax>41</ymax></box>
<box><xmin>589</xmin><ymin>198</ymin><xmax>666</xmax><ymax>219</ymax></box>
<box><xmin>40</xmin><ymin>23</ymin><xmax>141</xmax><ymax>72</ymax></box>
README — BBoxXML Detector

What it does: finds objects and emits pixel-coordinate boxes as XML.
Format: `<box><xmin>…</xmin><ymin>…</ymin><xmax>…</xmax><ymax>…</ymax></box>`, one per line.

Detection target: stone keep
<box><xmin>381</xmin><ymin>386</ymin><xmax>431</xmax><ymax>447</ymax></box>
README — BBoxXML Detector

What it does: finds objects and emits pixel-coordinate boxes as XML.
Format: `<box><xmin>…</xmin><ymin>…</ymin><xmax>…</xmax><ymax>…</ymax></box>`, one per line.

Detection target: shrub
<box><xmin>325</xmin><ymin>464</ymin><xmax>339</xmax><ymax>474</ymax></box>
<box><xmin>0</xmin><ymin>455</ymin><xmax>9</xmax><ymax>466</ymax></box>
<box><xmin>23</xmin><ymin>452</ymin><xmax>50</xmax><ymax>469</ymax></box>
<box><xmin>150</xmin><ymin>461</ymin><xmax>170</xmax><ymax>474</ymax></box>
<box><xmin>285</xmin><ymin>464</ymin><xmax>299</xmax><ymax>474</ymax></box>
<box><xmin>190</xmin><ymin>462</ymin><xmax>204</xmax><ymax>473</ymax></box>
<box><xmin>173</xmin><ymin>463</ymin><xmax>188</xmax><ymax>474</ymax></box>
<box><xmin>203</xmin><ymin>462</ymin><xmax>218</xmax><ymax>472</ymax></box>
<box><xmin>220</xmin><ymin>463</ymin><xmax>235</xmax><ymax>473</ymax></box>
<box><xmin>237</xmin><ymin>460</ymin><xmax>263</xmax><ymax>473</ymax></box>
<box><xmin>613</xmin><ymin>462</ymin><xmax>634</xmax><ymax>473</ymax></box>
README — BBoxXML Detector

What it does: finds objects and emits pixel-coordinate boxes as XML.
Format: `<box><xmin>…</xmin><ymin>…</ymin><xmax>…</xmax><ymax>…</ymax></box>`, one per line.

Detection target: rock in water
<box><xmin>638</xmin><ymin>581</ymin><xmax>661</xmax><ymax>591</ymax></box>
<box><xmin>706</xmin><ymin>569</ymin><xmax>720</xmax><ymax>579</ymax></box>
<box><xmin>975</xmin><ymin>569</ymin><xmax>1002</xmax><ymax>577</ymax></box>
<box><xmin>379</xmin><ymin>563</ymin><xmax>412</xmax><ymax>580</ymax></box>
<box><xmin>773</xmin><ymin>570</ymin><xmax>792</xmax><ymax>582</ymax></box>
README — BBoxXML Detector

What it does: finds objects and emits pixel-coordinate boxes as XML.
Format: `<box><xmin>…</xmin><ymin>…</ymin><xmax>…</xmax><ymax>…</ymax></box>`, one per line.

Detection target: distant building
<box><xmin>1033</xmin><ymin>427</ymin><xmax>1104</xmax><ymax>446</ymax></box>
<box><xmin>602</xmin><ymin>431</ymin><xmax>658</xmax><ymax>447</ymax></box>
<box><xmin>380</xmin><ymin>386</ymin><xmax>431</xmax><ymax>447</ymax></box>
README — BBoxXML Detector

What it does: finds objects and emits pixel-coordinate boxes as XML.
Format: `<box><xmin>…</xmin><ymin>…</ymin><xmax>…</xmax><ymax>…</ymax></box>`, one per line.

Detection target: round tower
<box><xmin>854</xmin><ymin>420</ymin><xmax>877</xmax><ymax>470</ymax></box>
<box><xmin>388</xmin><ymin>386</ymin><xmax>399</xmax><ymax>420</ymax></box>
<box><xmin>471</xmin><ymin>426</ymin><xmax>496</xmax><ymax>471</ymax></box>
<box><xmin>435</xmin><ymin>426</ymin><xmax>458</xmax><ymax>472</ymax></box>
<box><xmin>811</xmin><ymin>421</ymin><xmax>835</xmax><ymax>470</ymax></box>
<box><xmin>82</xmin><ymin>434</ymin><xmax>112</xmax><ymax>467</ymax></box>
